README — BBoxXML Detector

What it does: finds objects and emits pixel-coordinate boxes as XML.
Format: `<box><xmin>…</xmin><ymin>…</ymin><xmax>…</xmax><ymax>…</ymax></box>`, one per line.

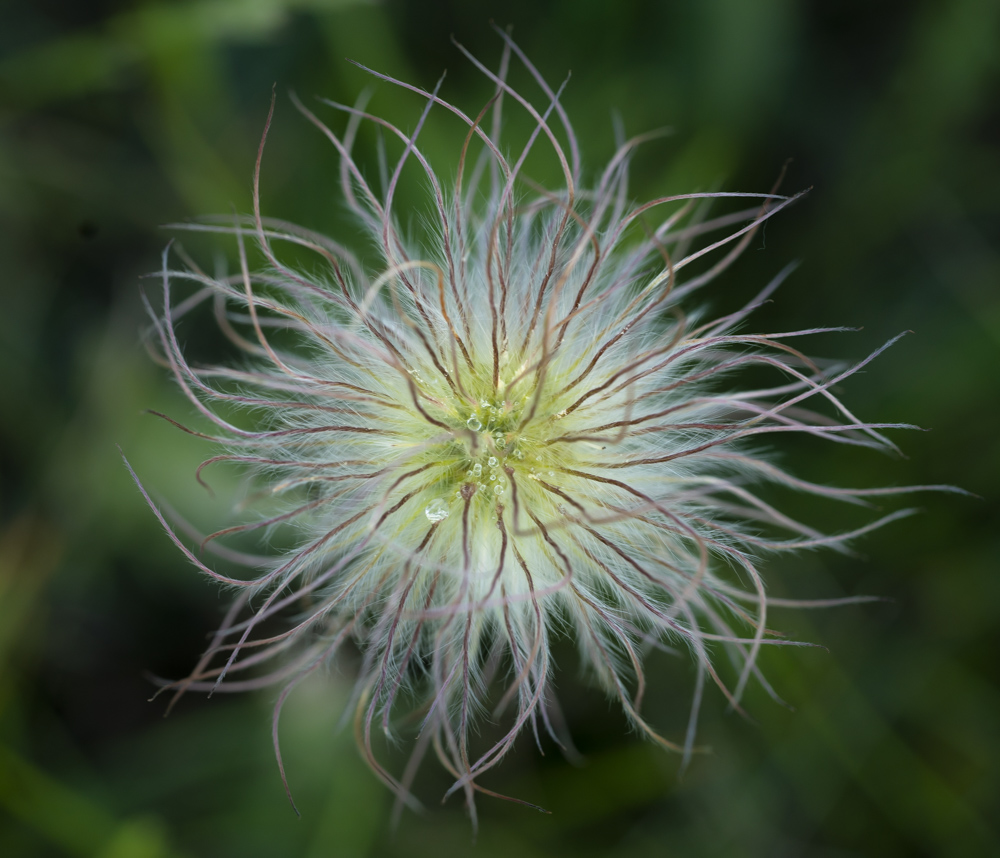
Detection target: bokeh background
<box><xmin>2</xmin><ymin>0</ymin><xmax>998</xmax><ymax>855</ymax></box>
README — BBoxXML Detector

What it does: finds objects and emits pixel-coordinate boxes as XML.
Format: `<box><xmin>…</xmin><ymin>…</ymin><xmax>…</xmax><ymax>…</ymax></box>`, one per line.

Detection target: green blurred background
<box><xmin>1</xmin><ymin>0</ymin><xmax>998</xmax><ymax>855</ymax></box>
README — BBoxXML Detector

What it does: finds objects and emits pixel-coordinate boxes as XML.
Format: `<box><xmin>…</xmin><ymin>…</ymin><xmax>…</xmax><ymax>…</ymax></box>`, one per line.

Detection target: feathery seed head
<box><xmin>130</xmin><ymin>32</ymin><xmax>945</xmax><ymax>821</ymax></box>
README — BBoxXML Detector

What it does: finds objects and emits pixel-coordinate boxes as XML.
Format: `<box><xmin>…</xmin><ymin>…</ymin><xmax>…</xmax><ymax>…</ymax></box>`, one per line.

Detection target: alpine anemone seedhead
<box><xmin>130</xmin><ymin>31</ymin><xmax>945</xmax><ymax>823</ymax></box>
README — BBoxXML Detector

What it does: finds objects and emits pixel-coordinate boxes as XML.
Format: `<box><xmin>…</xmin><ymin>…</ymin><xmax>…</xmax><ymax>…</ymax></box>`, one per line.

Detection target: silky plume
<box><xmin>125</xmin><ymin>30</ymin><xmax>956</xmax><ymax>826</ymax></box>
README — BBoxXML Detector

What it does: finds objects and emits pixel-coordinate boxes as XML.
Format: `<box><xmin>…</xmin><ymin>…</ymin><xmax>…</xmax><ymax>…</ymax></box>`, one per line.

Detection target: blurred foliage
<box><xmin>1</xmin><ymin>0</ymin><xmax>999</xmax><ymax>855</ymax></box>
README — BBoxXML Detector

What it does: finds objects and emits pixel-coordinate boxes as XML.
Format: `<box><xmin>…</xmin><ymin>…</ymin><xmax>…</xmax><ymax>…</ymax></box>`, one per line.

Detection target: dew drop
<box><xmin>493</xmin><ymin>484</ymin><xmax>503</xmax><ymax>495</ymax></box>
<box><xmin>472</xmin><ymin>463</ymin><xmax>483</xmax><ymax>478</ymax></box>
<box><xmin>487</xmin><ymin>456</ymin><xmax>498</xmax><ymax>468</ymax></box>
<box><xmin>466</xmin><ymin>416</ymin><xmax>482</xmax><ymax>431</ymax></box>
<box><xmin>424</xmin><ymin>499</ymin><xmax>450</xmax><ymax>523</ymax></box>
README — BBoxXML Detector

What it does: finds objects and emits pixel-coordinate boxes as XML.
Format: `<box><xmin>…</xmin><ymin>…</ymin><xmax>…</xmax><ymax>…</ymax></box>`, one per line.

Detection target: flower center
<box><xmin>458</xmin><ymin>394</ymin><xmax>528</xmax><ymax>497</ymax></box>
<box><xmin>414</xmin><ymin>372</ymin><xmax>551</xmax><ymax>523</ymax></box>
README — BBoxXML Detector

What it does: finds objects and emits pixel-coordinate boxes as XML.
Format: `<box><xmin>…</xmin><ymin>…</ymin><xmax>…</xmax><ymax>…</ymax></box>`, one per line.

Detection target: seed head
<box><xmin>127</xmin><ymin>32</ymin><xmax>948</xmax><ymax>821</ymax></box>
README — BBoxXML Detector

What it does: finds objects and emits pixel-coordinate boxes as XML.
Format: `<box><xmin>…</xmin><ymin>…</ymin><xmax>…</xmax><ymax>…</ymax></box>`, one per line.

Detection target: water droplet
<box><xmin>466</xmin><ymin>416</ymin><xmax>482</xmax><ymax>432</ymax></box>
<box><xmin>490</xmin><ymin>474</ymin><xmax>497</xmax><ymax>481</ymax></box>
<box><xmin>487</xmin><ymin>456</ymin><xmax>498</xmax><ymax>468</ymax></box>
<box><xmin>424</xmin><ymin>499</ymin><xmax>450</xmax><ymax>523</ymax></box>
<box><xmin>472</xmin><ymin>463</ymin><xmax>483</xmax><ymax>478</ymax></box>
<box><xmin>493</xmin><ymin>484</ymin><xmax>504</xmax><ymax>495</ymax></box>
